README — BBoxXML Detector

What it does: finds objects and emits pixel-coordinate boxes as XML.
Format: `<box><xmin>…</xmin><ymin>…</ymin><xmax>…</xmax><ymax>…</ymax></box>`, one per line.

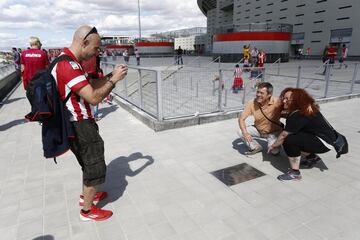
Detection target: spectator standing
<box><xmin>82</xmin><ymin>55</ymin><xmax>101</xmax><ymax>120</ymax></box>
<box><xmin>232</xmin><ymin>64</ymin><xmax>243</xmax><ymax>93</ymax></box>
<box><xmin>135</xmin><ymin>48</ymin><xmax>140</xmax><ymax>66</ymax></box>
<box><xmin>305</xmin><ymin>47</ymin><xmax>311</xmax><ymax>59</ymax></box>
<box><xmin>176</xmin><ymin>46</ymin><xmax>183</xmax><ymax>65</ymax></box>
<box><xmin>243</xmin><ymin>55</ymin><xmax>251</xmax><ymax>72</ymax></box>
<box><xmin>339</xmin><ymin>44</ymin><xmax>348</xmax><ymax>69</ymax></box>
<box><xmin>51</xmin><ymin>25</ymin><xmax>128</xmax><ymax>221</ymax></box>
<box><xmin>250</xmin><ymin>47</ymin><xmax>258</xmax><ymax>67</ymax></box>
<box><xmin>327</xmin><ymin>45</ymin><xmax>337</xmax><ymax>64</ymax></box>
<box><xmin>12</xmin><ymin>47</ymin><xmax>21</xmax><ymax>71</ymax></box>
<box><xmin>257</xmin><ymin>49</ymin><xmax>266</xmax><ymax>83</ymax></box>
<box><xmin>322</xmin><ymin>45</ymin><xmax>337</xmax><ymax>75</ymax></box>
<box><xmin>20</xmin><ymin>37</ymin><xmax>49</xmax><ymax>90</ymax></box>
<box><xmin>243</xmin><ymin>45</ymin><xmax>250</xmax><ymax>60</ymax></box>
<box><xmin>123</xmin><ymin>49</ymin><xmax>129</xmax><ymax>64</ymax></box>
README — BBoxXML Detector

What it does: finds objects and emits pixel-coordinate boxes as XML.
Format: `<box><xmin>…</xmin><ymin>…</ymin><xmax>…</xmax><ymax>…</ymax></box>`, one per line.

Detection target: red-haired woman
<box><xmin>268</xmin><ymin>88</ymin><xmax>336</xmax><ymax>181</ymax></box>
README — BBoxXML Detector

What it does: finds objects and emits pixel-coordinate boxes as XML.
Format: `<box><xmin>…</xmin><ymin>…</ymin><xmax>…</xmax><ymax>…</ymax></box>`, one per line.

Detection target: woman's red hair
<box><xmin>280</xmin><ymin>88</ymin><xmax>319</xmax><ymax>117</ymax></box>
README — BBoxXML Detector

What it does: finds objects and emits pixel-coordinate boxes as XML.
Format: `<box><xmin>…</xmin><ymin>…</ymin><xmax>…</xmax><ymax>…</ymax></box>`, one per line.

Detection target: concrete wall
<box><xmin>200</xmin><ymin>0</ymin><xmax>360</xmax><ymax>56</ymax></box>
<box><xmin>0</xmin><ymin>72</ymin><xmax>20</xmax><ymax>102</ymax></box>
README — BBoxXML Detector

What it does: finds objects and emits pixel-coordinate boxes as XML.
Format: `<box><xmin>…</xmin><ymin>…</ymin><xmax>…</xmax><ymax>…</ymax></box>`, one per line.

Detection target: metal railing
<box><xmin>0</xmin><ymin>64</ymin><xmax>16</xmax><ymax>80</ymax></box>
<box><xmin>101</xmin><ymin>57</ymin><xmax>360</xmax><ymax>121</ymax></box>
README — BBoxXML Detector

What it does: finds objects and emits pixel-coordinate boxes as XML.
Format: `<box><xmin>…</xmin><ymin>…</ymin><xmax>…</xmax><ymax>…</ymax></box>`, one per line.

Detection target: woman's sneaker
<box><xmin>277</xmin><ymin>169</ymin><xmax>302</xmax><ymax>181</ymax></box>
<box><xmin>80</xmin><ymin>205</ymin><xmax>113</xmax><ymax>221</ymax></box>
<box><xmin>79</xmin><ymin>191</ymin><xmax>107</xmax><ymax>206</ymax></box>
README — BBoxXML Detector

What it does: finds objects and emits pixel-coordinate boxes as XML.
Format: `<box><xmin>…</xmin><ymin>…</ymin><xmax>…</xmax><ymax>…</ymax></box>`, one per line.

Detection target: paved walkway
<box><xmin>1</xmin><ymin>84</ymin><xmax>360</xmax><ymax>240</ymax></box>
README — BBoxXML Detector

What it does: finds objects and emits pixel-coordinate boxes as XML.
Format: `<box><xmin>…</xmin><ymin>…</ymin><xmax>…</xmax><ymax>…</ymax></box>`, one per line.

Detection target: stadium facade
<box><xmin>198</xmin><ymin>0</ymin><xmax>360</xmax><ymax>61</ymax></box>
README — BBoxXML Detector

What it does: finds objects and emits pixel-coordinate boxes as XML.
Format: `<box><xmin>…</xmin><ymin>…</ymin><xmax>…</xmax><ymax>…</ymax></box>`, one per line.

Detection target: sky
<box><xmin>0</xmin><ymin>0</ymin><xmax>206</xmax><ymax>50</ymax></box>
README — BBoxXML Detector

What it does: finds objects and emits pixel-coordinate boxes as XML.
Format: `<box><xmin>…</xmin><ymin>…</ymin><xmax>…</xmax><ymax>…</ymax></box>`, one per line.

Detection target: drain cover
<box><xmin>211</xmin><ymin>163</ymin><xmax>265</xmax><ymax>186</ymax></box>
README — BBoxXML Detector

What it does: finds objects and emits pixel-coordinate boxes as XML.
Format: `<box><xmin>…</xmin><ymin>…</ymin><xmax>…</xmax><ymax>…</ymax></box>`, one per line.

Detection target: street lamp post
<box><xmin>138</xmin><ymin>0</ymin><xmax>142</xmax><ymax>42</ymax></box>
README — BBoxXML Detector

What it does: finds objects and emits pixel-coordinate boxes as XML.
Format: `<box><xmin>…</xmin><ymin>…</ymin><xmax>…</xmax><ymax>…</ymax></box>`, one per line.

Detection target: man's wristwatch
<box><xmin>108</xmin><ymin>79</ymin><xmax>115</xmax><ymax>89</ymax></box>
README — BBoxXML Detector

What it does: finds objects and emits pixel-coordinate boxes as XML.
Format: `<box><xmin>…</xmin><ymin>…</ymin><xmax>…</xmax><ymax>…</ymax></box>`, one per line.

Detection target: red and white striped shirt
<box><xmin>342</xmin><ymin>47</ymin><xmax>348</xmax><ymax>58</ymax></box>
<box><xmin>234</xmin><ymin>67</ymin><xmax>242</xmax><ymax>78</ymax></box>
<box><xmin>51</xmin><ymin>48</ymin><xmax>93</xmax><ymax>121</ymax></box>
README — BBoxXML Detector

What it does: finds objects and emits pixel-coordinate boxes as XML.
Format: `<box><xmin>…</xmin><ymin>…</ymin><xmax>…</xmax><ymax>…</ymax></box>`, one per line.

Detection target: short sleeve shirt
<box><xmin>241</xmin><ymin>96</ymin><xmax>283</xmax><ymax>134</ymax></box>
<box><xmin>284</xmin><ymin>111</ymin><xmax>336</xmax><ymax>145</ymax></box>
<box><xmin>51</xmin><ymin>48</ymin><xmax>93</xmax><ymax>121</ymax></box>
<box><xmin>20</xmin><ymin>48</ymin><xmax>49</xmax><ymax>83</ymax></box>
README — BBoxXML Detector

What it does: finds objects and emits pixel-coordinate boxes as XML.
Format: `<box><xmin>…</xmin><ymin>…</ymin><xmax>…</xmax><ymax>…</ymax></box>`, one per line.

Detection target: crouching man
<box><xmin>238</xmin><ymin>82</ymin><xmax>283</xmax><ymax>155</ymax></box>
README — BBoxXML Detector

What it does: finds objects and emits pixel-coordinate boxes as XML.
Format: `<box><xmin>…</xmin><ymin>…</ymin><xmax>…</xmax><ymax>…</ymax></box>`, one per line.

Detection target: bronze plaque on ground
<box><xmin>211</xmin><ymin>163</ymin><xmax>265</xmax><ymax>186</ymax></box>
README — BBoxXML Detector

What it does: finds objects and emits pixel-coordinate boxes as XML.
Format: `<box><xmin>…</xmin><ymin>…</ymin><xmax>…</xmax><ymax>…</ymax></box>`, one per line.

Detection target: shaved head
<box><xmin>69</xmin><ymin>25</ymin><xmax>101</xmax><ymax>62</ymax></box>
<box><xmin>73</xmin><ymin>25</ymin><xmax>98</xmax><ymax>41</ymax></box>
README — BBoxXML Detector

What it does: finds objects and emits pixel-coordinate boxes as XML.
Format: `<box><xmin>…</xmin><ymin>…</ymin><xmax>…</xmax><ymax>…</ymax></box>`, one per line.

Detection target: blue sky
<box><xmin>0</xmin><ymin>0</ymin><xmax>206</xmax><ymax>50</ymax></box>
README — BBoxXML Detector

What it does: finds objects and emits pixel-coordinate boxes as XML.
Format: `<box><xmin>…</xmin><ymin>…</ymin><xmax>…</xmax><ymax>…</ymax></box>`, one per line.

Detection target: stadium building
<box><xmin>198</xmin><ymin>0</ymin><xmax>360</xmax><ymax>61</ymax></box>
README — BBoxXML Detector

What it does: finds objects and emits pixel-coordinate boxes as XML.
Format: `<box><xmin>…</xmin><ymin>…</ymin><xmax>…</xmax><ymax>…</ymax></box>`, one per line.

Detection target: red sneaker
<box><xmin>80</xmin><ymin>205</ymin><xmax>113</xmax><ymax>221</ymax></box>
<box><xmin>79</xmin><ymin>191</ymin><xmax>107</xmax><ymax>206</ymax></box>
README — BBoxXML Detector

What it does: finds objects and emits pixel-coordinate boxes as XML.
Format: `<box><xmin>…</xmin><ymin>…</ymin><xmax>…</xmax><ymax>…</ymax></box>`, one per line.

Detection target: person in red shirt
<box><xmin>327</xmin><ymin>45</ymin><xmax>337</xmax><ymax>64</ymax></box>
<box><xmin>20</xmin><ymin>37</ymin><xmax>49</xmax><ymax>90</ymax></box>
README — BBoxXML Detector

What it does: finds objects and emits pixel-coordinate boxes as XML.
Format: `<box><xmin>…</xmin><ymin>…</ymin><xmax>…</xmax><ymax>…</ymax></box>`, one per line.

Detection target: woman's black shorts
<box><xmin>283</xmin><ymin>132</ymin><xmax>331</xmax><ymax>157</ymax></box>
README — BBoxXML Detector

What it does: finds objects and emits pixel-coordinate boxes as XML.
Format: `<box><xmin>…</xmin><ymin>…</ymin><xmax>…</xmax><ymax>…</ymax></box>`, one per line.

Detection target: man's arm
<box><xmin>89</xmin><ymin>75</ymin><xmax>111</xmax><ymax>89</ymax></box>
<box><xmin>238</xmin><ymin>104</ymin><xmax>253</xmax><ymax>142</ymax></box>
<box><xmin>76</xmin><ymin>64</ymin><xmax>128</xmax><ymax>105</ymax></box>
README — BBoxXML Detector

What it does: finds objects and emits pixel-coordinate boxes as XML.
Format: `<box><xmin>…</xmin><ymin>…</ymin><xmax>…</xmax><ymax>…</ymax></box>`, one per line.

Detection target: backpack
<box><xmin>25</xmin><ymin>55</ymin><xmax>75</xmax><ymax>162</ymax></box>
<box><xmin>25</xmin><ymin>55</ymin><xmax>73</xmax><ymax>121</ymax></box>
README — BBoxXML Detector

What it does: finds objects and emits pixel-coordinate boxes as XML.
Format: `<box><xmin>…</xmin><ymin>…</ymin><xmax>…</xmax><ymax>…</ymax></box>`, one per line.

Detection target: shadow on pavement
<box><xmin>97</xmin><ymin>152</ymin><xmax>154</xmax><ymax>208</ymax></box>
<box><xmin>32</xmin><ymin>235</ymin><xmax>54</xmax><ymax>240</ymax></box>
<box><xmin>232</xmin><ymin>138</ymin><xmax>248</xmax><ymax>155</ymax></box>
<box><xmin>98</xmin><ymin>104</ymin><xmax>118</xmax><ymax>119</ymax></box>
<box><xmin>0</xmin><ymin>118</ymin><xmax>27</xmax><ymax>131</ymax></box>
<box><xmin>233</xmin><ymin>138</ymin><xmax>328</xmax><ymax>174</ymax></box>
<box><xmin>1</xmin><ymin>97</ymin><xmax>25</xmax><ymax>105</ymax></box>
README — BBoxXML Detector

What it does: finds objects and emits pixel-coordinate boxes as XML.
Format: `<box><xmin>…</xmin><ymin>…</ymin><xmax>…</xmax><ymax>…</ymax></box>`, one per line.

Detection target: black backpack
<box><xmin>25</xmin><ymin>55</ymin><xmax>75</xmax><ymax>162</ymax></box>
<box><xmin>25</xmin><ymin>55</ymin><xmax>73</xmax><ymax>121</ymax></box>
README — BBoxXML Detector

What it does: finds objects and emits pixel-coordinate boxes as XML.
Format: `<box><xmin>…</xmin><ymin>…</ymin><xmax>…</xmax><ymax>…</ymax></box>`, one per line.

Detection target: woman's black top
<box><xmin>284</xmin><ymin>111</ymin><xmax>336</xmax><ymax>145</ymax></box>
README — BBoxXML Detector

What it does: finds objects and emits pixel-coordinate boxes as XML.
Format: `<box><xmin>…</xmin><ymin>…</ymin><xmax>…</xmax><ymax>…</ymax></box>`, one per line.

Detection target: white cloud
<box><xmin>0</xmin><ymin>0</ymin><xmax>206</xmax><ymax>49</ymax></box>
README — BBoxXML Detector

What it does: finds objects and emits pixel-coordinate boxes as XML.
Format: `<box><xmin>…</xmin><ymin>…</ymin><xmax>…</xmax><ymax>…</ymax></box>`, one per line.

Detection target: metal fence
<box><xmin>0</xmin><ymin>64</ymin><xmax>15</xmax><ymax>81</ymax></box>
<box><xmin>101</xmin><ymin>57</ymin><xmax>360</xmax><ymax>121</ymax></box>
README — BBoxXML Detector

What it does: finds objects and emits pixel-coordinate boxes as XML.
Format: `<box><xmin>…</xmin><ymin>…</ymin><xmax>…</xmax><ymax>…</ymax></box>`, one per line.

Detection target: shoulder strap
<box><xmin>48</xmin><ymin>55</ymin><xmax>74</xmax><ymax>104</ymax></box>
<box><xmin>258</xmin><ymin>103</ymin><xmax>283</xmax><ymax>129</ymax></box>
<box><xmin>48</xmin><ymin>55</ymin><xmax>74</xmax><ymax>72</ymax></box>
<box><xmin>319</xmin><ymin>112</ymin><xmax>334</xmax><ymax>130</ymax></box>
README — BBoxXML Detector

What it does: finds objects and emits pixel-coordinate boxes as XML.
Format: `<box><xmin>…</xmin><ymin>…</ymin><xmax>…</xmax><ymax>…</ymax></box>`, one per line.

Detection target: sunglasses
<box><xmin>281</xmin><ymin>97</ymin><xmax>293</xmax><ymax>102</ymax></box>
<box><xmin>83</xmin><ymin>27</ymin><xmax>98</xmax><ymax>40</ymax></box>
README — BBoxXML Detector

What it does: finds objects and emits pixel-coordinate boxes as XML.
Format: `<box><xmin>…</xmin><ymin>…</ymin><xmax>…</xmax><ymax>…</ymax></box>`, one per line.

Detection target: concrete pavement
<box><xmin>1</xmin><ymin>84</ymin><xmax>360</xmax><ymax>240</ymax></box>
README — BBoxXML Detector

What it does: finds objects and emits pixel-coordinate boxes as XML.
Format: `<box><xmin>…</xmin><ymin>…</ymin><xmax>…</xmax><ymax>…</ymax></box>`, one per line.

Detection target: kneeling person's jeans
<box><xmin>238</xmin><ymin>125</ymin><xmax>280</xmax><ymax>155</ymax></box>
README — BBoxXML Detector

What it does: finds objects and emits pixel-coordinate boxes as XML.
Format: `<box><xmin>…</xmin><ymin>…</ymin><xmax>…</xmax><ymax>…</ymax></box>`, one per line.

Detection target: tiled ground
<box><xmin>0</xmin><ymin>84</ymin><xmax>360</xmax><ymax>240</ymax></box>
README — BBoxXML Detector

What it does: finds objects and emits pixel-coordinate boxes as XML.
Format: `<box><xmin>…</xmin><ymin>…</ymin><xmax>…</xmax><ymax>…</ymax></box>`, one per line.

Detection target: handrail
<box><xmin>0</xmin><ymin>64</ymin><xmax>15</xmax><ymax>79</ymax></box>
<box><xmin>270</xmin><ymin>58</ymin><xmax>281</xmax><ymax>66</ymax></box>
<box><xmin>182</xmin><ymin>56</ymin><xmax>202</xmax><ymax>68</ymax></box>
<box><xmin>161</xmin><ymin>56</ymin><xmax>203</xmax><ymax>81</ymax></box>
<box><xmin>235</xmin><ymin>57</ymin><xmax>244</xmax><ymax>65</ymax></box>
<box><xmin>315</xmin><ymin>59</ymin><xmax>330</xmax><ymax>73</ymax></box>
<box><xmin>162</xmin><ymin>66</ymin><xmax>184</xmax><ymax>82</ymax></box>
<box><xmin>0</xmin><ymin>63</ymin><xmax>13</xmax><ymax>71</ymax></box>
<box><xmin>204</xmin><ymin>56</ymin><xmax>221</xmax><ymax>68</ymax></box>
<box><xmin>100</xmin><ymin>62</ymin><xmax>154</xmax><ymax>96</ymax></box>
